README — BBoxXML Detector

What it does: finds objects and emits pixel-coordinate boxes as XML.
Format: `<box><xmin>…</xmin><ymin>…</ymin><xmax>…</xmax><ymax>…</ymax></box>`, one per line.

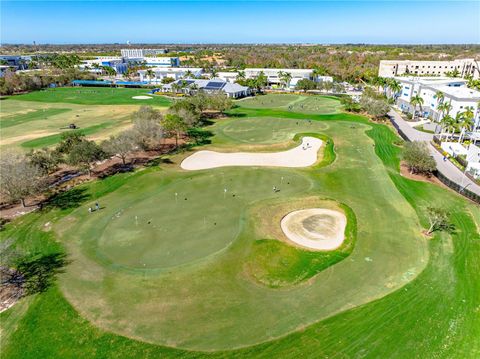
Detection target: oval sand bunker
<box><xmin>281</xmin><ymin>208</ymin><xmax>347</xmax><ymax>250</ymax></box>
<box><xmin>132</xmin><ymin>95</ymin><xmax>153</xmax><ymax>100</ymax></box>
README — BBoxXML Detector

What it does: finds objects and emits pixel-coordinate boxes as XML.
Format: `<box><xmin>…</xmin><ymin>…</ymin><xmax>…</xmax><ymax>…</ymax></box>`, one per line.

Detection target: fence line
<box><xmin>389</xmin><ymin>117</ymin><xmax>480</xmax><ymax>204</ymax></box>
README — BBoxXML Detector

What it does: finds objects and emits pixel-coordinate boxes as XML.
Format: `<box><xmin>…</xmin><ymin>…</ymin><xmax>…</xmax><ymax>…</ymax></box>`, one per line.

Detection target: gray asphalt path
<box><xmin>388</xmin><ymin>110</ymin><xmax>480</xmax><ymax>197</ymax></box>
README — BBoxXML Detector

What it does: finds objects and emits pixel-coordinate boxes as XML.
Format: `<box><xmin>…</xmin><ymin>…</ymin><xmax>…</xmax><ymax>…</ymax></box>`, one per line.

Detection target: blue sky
<box><xmin>1</xmin><ymin>1</ymin><xmax>479</xmax><ymax>44</ymax></box>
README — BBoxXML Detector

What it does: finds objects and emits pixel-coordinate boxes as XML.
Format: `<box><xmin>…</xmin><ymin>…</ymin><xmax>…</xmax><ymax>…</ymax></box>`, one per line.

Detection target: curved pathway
<box><xmin>388</xmin><ymin>110</ymin><xmax>480</xmax><ymax>198</ymax></box>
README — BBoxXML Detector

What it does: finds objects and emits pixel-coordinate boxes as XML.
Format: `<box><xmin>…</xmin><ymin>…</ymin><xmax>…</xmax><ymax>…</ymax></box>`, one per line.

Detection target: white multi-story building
<box><xmin>243</xmin><ymin>68</ymin><xmax>333</xmax><ymax>87</ymax></box>
<box><xmin>217</xmin><ymin>72</ymin><xmax>239</xmax><ymax>83</ymax></box>
<box><xmin>121</xmin><ymin>48</ymin><xmax>168</xmax><ymax>58</ymax></box>
<box><xmin>138</xmin><ymin>67</ymin><xmax>203</xmax><ymax>83</ymax></box>
<box><xmin>79</xmin><ymin>57</ymin><xmax>128</xmax><ymax>74</ymax></box>
<box><xmin>391</xmin><ymin>77</ymin><xmax>480</xmax><ymax>130</ymax></box>
<box><xmin>137</xmin><ymin>57</ymin><xmax>180</xmax><ymax>67</ymax></box>
<box><xmin>379</xmin><ymin>58</ymin><xmax>479</xmax><ymax>79</ymax></box>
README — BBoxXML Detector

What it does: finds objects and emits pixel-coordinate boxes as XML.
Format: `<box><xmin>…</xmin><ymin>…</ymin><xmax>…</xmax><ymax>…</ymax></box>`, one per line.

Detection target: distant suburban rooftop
<box><xmin>139</xmin><ymin>67</ymin><xmax>202</xmax><ymax>73</ymax></box>
<box><xmin>395</xmin><ymin>76</ymin><xmax>467</xmax><ymax>85</ymax></box>
<box><xmin>246</xmin><ymin>68</ymin><xmax>313</xmax><ymax>73</ymax></box>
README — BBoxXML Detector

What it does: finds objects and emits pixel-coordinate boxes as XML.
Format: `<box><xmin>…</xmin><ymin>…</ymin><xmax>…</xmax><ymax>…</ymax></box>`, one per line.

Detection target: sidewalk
<box><xmin>388</xmin><ymin>110</ymin><xmax>480</xmax><ymax>199</ymax></box>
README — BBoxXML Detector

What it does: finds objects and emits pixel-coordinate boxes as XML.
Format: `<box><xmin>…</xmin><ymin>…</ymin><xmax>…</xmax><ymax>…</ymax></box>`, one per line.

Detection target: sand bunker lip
<box><xmin>181</xmin><ymin>136</ymin><xmax>322</xmax><ymax>170</ymax></box>
<box><xmin>281</xmin><ymin>208</ymin><xmax>346</xmax><ymax>250</ymax></box>
<box><xmin>132</xmin><ymin>95</ymin><xmax>152</xmax><ymax>100</ymax></box>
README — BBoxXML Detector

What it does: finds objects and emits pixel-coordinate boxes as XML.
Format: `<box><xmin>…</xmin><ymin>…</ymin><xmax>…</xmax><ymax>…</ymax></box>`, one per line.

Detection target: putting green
<box><xmin>237</xmin><ymin>94</ymin><xmax>341</xmax><ymax>114</ymax></box>
<box><xmin>85</xmin><ymin>170</ymin><xmax>310</xmax><ymax>270</ymax></box>
<box><xmin>54</xmin><ymin>115</ymin><xmax>428</xmax><ymax>350</ymax></box>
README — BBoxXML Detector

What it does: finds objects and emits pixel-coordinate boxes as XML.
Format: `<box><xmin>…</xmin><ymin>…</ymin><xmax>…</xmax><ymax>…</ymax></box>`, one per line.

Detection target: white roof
<box><xmin>222</xmin><ymin>82</ymin><xmax>249</xmax><ymax>93</ymax></box>
<box><xmin>433</xmin><ymin>85</ymin><xmax>480</xmax><ymax>100</ymax></box>
<box><xmin>246</xmin><ymin>68</ymin><xmax>313</xmax><ymax>74</ymax></box>
<box><xmin>395</xmin><ymin>76</ymin><xmax>466</xmax><ymax>86</ymax></box>
<box><xmin>169</xmin><ymin>78</ymin><xmax>249</xmax><ymax>94</ymax></box>
<box><xmin>140</xmin><ymin>67</ymin><xmax>202</xmax><ymax>74</ymax></box>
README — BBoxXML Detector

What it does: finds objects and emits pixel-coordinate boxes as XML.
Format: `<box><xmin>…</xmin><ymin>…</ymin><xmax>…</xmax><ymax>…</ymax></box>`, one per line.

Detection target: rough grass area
<box><xmin>237</xmin><ymin>94</ymin><xmax>341</xmax><ymax>114</ymax></box>
<box><xmin>0</xmin><ymin>100</ymin><xmax>146</xmax><ymax>149</ymax></box>
<box><xmin>1</xmin><ymin>103</ymin><xmax>479</xmax><ymax>357</ymax></box>
<box><xmin>20</xmin><ymin>122</ymin><xmax>116</xmax><ymax>149</ymax></box>
<box><xmin>9</xmin><ymin>87</ymin><xmax>171</xmax><ymax>106</ymax></box>
<box><xmin>0</xmin><ymin>108</ymin><xmax>71</xmax><ymax>130</ymax></box>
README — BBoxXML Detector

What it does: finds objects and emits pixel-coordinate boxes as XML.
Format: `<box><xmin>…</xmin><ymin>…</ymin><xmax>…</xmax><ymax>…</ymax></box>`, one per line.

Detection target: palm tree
<box><xmin>92</xmin><ymin>63</ymin><xmax>101</xmax><ymax>73</ymax></box>
<box><xmin>189</xmin><ymin>83</ymin><xmax>199</xmax><ymax>95</ymax></box>
<box><xmin>439</xmin><ymin>114</ymin><xmax>453</xmax><ymax>141</ymax></box>
<box><xmin>372</xmin><ymin>76</ymin><xmax>387</xmax><ymax>95</ymax></box>
<box><xmin>145</xmin><ymin>69</ymin><xmax>155</xmax><ymax>84</ymax></box>
<box><xmin>387</xmin><ymin>79</ymin><xmax>402</xmax><ymax>101</ymax></box>
<box><xmin>210</xmin><ymin>67</ymin><xmax>218</xmax><ymax>79</ymax></box>
<box><xmin>434</xmin><ymin>91</ymin><xmax>445</xmax><ymax>121</ymax></box>
<box><xmin>443</xmin><ymin>115</ymin><xmax>457</xmax><ymax>141</ymax></box>
<box><xmin>458</xmin><ymin>107</ymin><xmax>475</xmax><ymax>143</ymax></box>
<box><xmin>410</xmin><ymin>95</ymin><xmax>424</xmax><ymax>120</ymax></box>
<box><xmin>236</xmin><ymin>70</ymin><xmax>246</xmax><ymax>82</ymax></box>
<box><xmin>278</xmin><ymin>71</ymin><xmax>292</xmax><ymax>90</ymax></box>
<box><xmin>183</xmin><ymin>70</ymin><xmax>194</xmax><ymax>79</ymax></box>
<box><xmin>438</xmin><ymin>101</ymin><xmax>452</xmax><ymax>119</ymax></box>
<box><xmin>171</xmin><ymin>82</ymin><xmax>180</xmax><ymax>94</ymax></box>
<box><xmin>474</xmin><ymin>100</ymin><xmax>480</xmax><ymax>131</ymax></box>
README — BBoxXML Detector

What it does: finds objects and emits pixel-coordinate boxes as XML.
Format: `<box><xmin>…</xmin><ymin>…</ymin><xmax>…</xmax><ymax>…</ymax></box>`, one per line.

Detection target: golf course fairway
<box><xmin>1</xmin><ymin>94</ymin><xmax>479</xmax><ymax>358</ymax></box>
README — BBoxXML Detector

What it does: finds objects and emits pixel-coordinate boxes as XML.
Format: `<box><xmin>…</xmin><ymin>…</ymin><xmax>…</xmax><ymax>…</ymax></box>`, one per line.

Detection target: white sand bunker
<box><xmin>132</xmin><ymin>96</ymin><xmax>152</xmax><ymax>100</ymax></box>
<box><xmin>181</xmin><ymin>136</ymin><xmax>322</xmax><ymax>170</ymax></box>
<box><xmin>281</xmin><ymin>208</ymin><xmax>347</xmax><ymax>250</ymax></box>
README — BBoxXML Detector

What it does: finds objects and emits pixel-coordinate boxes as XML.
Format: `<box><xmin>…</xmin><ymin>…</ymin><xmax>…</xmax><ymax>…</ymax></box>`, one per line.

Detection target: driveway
<box><xmin>388</xmin><ymin>110</ymin><xmax>480</xmax><ymax>198</ymax></box>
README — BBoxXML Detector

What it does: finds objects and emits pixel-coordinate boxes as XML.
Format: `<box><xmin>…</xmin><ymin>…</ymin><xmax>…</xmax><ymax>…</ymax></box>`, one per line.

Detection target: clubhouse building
<box><xmin>155</xmin><ymin>79</ymin><xmax>251</xmax><ymax>98</ymax></box>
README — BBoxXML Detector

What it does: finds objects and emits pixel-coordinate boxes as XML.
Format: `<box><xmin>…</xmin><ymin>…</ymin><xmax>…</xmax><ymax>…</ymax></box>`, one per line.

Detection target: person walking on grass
<box><xmin>95</xmin><ymin>202</ymin><xmax>100</xmax><ymax>211</ymax></box>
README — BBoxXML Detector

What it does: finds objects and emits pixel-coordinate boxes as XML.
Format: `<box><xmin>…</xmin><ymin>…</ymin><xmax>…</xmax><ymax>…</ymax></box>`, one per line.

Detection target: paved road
<box><xmin>388</xmin><ymin>110</ymin><xmax>480</xmax><ymax>198</ymax></box>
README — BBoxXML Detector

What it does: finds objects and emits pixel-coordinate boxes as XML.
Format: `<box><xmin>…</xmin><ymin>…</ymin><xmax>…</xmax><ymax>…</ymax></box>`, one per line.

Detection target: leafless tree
<box><xmin>0</xmin><ymin>151</ymin><xmax>44</xmax><ymax>207</ymax></box>
<box><xmin>102</xmin><ymin>131</ymin><xmax>137</xmax><ymax>165</ymax></box>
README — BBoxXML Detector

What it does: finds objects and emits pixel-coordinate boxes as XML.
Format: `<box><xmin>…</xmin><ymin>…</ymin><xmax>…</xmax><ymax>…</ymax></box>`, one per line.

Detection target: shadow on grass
<box><xmin>225</xmin><ymin>112</ymin><xmax>248</xmax><ymax>118</ymax></box>
<box><xmin>14</xmin><ymin>252</ymin><xmax>69</xmax><ymax>295</ymax></box>
<box><xmin>96</xmin><ymin>163</ymin><xmax>134</xmax><ymax>179</ymax></box>
<box><xmin>147</xmin><ymin>157</ymin><xmax>174</xmax><ymax>167</ymax></box>
<box><xmin>187</xmin><ymin>128</ymin><xmax>213</xmax><ymax>146</ymax></box>
<box><xmin>42</xmin><ymin>187</ymin><xmax>91</xmax><ymax>211</ymax></box>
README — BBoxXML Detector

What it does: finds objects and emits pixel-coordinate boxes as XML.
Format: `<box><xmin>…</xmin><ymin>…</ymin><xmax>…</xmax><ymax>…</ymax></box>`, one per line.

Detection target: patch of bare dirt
<box><xmin>0</xmin><ymin>267</ymin><xmax>24</xmax><ymax>313</ymax></box>
<box><xmin>400</xmin><ymin>161</ymin><xmax>443</xmax><ymax>185</ymax></box>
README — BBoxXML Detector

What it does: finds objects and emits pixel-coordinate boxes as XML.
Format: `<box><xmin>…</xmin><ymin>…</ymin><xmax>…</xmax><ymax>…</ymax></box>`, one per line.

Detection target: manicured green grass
<box><xmin>1</xmin><ymin>104</ymin><xmax>479</xmax><ymax>358</ymax></box>
<box><xmin>237</xmin><ymin>94</ymin><xmax>341</xmax><ymax>114</ymax></box>
<box><xmin>9</xmin><ymin>87</ymin><xmax>171</xmax><ymax>106</ymax></box>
